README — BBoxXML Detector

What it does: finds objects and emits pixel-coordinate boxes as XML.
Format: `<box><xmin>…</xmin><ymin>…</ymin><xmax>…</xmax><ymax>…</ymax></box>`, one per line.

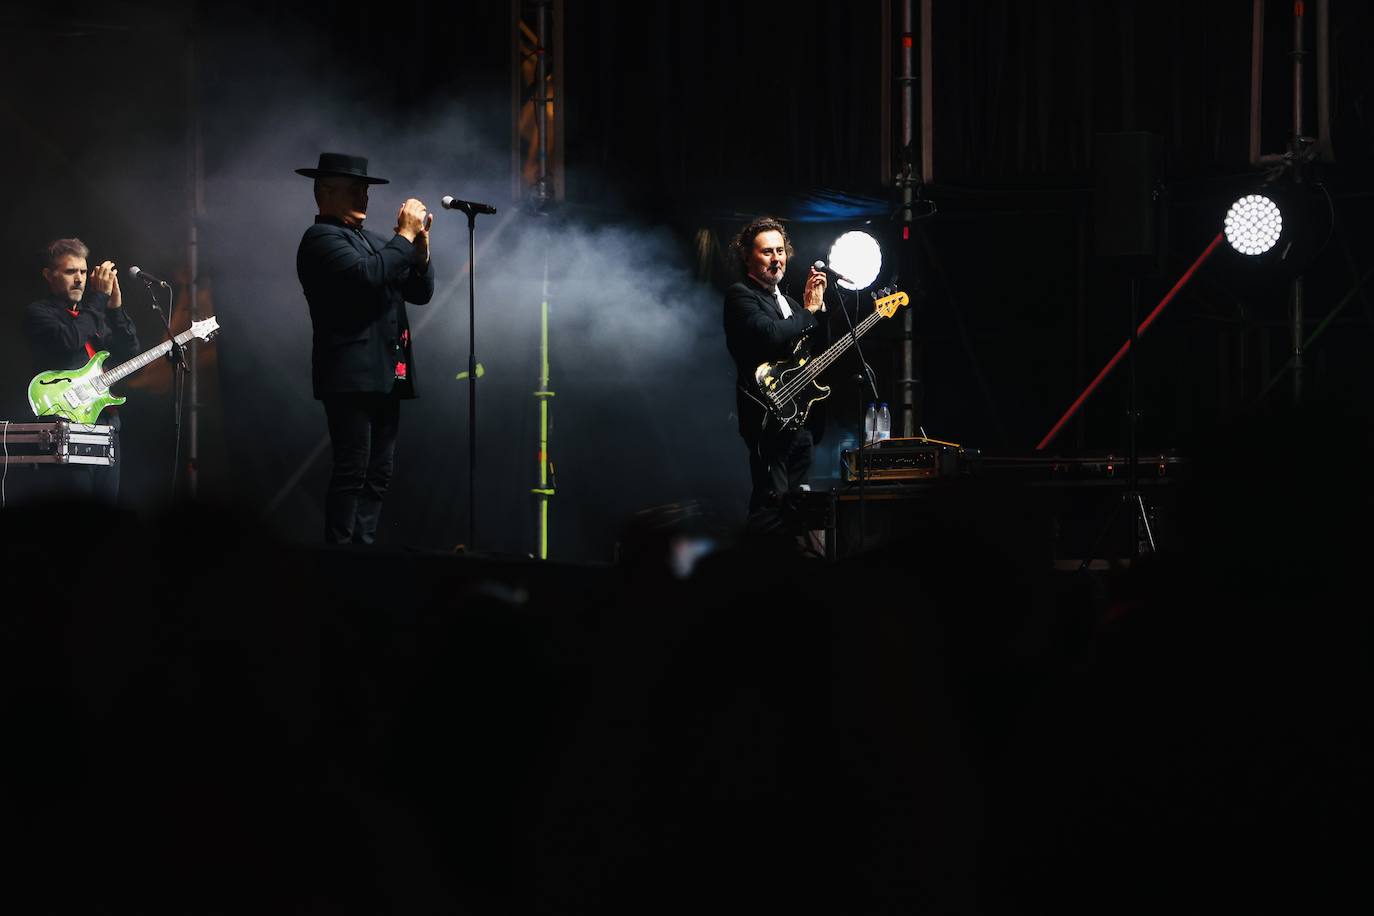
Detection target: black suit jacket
<box><xmin>296</xmin><ymin>216</ymin><xmax>435</xmax><ymax>399</ymax></box>
<box><xmin>722</xmin><ymin>278</ymin><xmax>830</xmax><ymax>443</ymax></box>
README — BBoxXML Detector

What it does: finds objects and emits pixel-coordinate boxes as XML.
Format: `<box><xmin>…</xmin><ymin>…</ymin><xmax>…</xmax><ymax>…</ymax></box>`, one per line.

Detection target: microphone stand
<box><xmin>828</xmin><ymin>280</ymin><xmax>881</xmax><ymax>556</ymax></box>
<box><xmin>1078</xmin><ymin>271</ymin><xmax>1156</xmax><ymax>570</ymax></box>
<box><xmin>140</xmin><ymin>275</ymin><xmax>186</xmax><ymax>500</ymax></box>
<box><xmin>455</xmin><ymin>202</ymin><xmax>492</xmax><ymax>551</ymax></box>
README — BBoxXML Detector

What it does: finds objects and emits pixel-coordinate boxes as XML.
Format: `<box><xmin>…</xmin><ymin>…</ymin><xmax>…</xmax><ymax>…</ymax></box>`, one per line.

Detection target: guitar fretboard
<box><xmin>96</xmin><ymin>328</ymin><xmax>199</xmax><ymax>389</ymax></box>
<box><xmin>789</xmin><ymin>307</ymin><xmax>886</xmax><ymax>390</ymax></box>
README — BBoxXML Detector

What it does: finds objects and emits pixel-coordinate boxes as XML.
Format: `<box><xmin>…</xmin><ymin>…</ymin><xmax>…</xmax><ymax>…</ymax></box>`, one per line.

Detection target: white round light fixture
<box><xmin>827</xmin><ymin>230</ymin><xmax>883</xmax><ymax>291</ymax></box>
<box><xmin>1224</xmin><ymin>194</ymin><xmax>1283</xmax><ymax>257</ymax></box>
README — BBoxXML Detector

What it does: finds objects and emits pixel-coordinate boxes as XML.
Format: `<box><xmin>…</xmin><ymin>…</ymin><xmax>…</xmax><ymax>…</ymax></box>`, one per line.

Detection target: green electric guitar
<box><xmin>27</xmin><ymin>316</ymin><xmax>220</xmax><ymax>424</ymax></box>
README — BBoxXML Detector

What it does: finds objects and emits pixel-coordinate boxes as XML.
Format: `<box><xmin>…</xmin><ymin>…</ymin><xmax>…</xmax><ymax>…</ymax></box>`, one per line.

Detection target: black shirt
<box><xmin>23</xmin><ymin>290</ymin><xmax>140</xmax><ymax>377</ymax></box>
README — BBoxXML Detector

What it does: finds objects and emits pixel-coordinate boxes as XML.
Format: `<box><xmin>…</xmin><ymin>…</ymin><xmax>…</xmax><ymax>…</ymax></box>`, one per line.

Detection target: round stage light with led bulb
<box><xmin>1224</xmin><ymin>194</ymin><xmax>1283</xmax><ymax>257</ymax></box>
<box><xmin>827</xmin><ymin>230</ymin><xmax>882</xmax><ymax>291</ymax></box>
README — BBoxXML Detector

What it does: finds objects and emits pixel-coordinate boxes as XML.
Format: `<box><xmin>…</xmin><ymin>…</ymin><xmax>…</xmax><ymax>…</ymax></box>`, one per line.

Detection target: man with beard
<box><xmin>723</xmin><ymin>216</ymin><xmax>829</xmax><ymax>536</ymax></box>
<box><xmin>22</xmin><ymin>237</ymin><xmax>139</xmax><ymax>503</ymax></box>
<box><xmin>296</xmin><ymin>152</ymin><xmax>435</xmax><ymax>545</ymax></box>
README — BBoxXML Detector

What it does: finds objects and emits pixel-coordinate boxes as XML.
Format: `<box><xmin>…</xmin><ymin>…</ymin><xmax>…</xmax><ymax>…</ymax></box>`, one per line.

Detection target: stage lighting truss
<box><xmin>1224</xmin><ymin>194</ymin><xmax>1283</xmax><ymax>257</ymax></box>
<box><xmin>828</xmin><ymin>230</ymin><xmax>882</xmax><ymax>291</ymax></box>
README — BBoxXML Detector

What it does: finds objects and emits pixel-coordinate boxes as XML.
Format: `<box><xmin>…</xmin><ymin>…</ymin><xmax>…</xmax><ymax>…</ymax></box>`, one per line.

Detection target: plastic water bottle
<box><xmin>864</xmin><ymin>402</ymin><xmax>878</xmax><ymax>444</ymax></box>
<box><xmin>877</xmin><ymin>403</ymin><xmax>891</xmax><ymax>442</ymax></box>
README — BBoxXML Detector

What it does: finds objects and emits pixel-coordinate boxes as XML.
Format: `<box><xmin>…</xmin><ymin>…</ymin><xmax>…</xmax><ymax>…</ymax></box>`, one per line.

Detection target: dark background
<box><xmin>3</xmin><ymin>0</ymin><xmax>1373</xmax><ymax>559</ymax></box>
<box><xmin>4</xmin><ymin>4</ymin><xmax>1372</xmax><ymax>913</ymax></box>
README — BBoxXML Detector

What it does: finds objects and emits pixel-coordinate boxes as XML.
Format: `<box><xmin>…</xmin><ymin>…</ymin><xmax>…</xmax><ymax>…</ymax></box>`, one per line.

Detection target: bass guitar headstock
<box><xmin>871</xmin><ymin>287</ymin><xmax>910</xmax><ymax>319</ymax></box>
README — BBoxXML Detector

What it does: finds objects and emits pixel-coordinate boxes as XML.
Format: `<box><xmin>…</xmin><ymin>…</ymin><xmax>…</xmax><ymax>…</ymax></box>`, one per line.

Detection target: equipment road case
<box><xmin>0</xmin><ymin>420</ymin><xmax>115</xmax><ymax>467</ymax></box>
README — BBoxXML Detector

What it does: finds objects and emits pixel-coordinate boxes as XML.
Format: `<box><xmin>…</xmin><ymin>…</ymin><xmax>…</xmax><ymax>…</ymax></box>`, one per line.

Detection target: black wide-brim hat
<box><xmin>295</xmin><ymin>152</ymin><xmax>389</xmax><ymax>184</ymax></box>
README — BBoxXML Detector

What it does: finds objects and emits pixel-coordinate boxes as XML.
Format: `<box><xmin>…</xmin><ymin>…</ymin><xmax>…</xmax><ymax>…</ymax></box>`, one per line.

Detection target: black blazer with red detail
<box><xmin>296</xmin><ymin>215</ymin><xmax>434</xmax><ymax>399</ymax></box>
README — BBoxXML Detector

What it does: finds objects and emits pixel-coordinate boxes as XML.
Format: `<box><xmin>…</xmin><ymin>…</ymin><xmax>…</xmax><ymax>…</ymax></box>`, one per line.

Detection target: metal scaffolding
<box><xmin>512</xmin><ymin>0</ymin><xmax>563</xmax><ymax>558</ymax></box>
<box><xmin>185</xmin><ymin>28</ymin><xmax>205</xmax><ymax>499</ymax></box>
<box><xmin>884</xmin><ymin>0</ymin><xmax>932</xmax><ymax>438</ymax></box>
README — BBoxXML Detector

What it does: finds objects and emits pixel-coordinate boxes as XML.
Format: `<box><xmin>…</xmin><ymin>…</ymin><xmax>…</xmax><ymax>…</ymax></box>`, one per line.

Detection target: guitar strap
<box><xmin>65</xmin><ymin>304</ymin><xmax>117</xmax><ymax>422</ymax></box>
<box><xmin>66</xmin><ymin>306</ymin><xmax>97</xmax><ymax>360</ymax></box>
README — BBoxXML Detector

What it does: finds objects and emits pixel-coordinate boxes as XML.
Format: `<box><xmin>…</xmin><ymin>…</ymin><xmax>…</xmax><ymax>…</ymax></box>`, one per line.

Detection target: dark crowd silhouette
<box><xmin>1</xmin><ymin>401</ymin><xmax>1369</xmax><ymax>914</ymax></box>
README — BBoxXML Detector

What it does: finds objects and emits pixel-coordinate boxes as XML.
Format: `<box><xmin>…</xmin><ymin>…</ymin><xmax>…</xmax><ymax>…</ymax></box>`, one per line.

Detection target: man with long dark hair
<box><xmin>723</xmin><ymin>216</ymin><xmax>828</xmax><ymax>534</ymax></box>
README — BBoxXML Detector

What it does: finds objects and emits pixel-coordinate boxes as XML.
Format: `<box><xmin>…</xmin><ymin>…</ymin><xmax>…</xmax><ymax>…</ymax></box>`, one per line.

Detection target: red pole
<box><xmin>1036</xmin><ymin>231</ymin><xmax>1226</xmax><ymax>450</ymax></box>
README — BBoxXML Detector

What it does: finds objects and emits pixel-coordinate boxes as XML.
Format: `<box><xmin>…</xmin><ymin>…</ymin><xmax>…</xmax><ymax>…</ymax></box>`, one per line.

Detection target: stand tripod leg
<box><xmin>1133</xmin><ymin>490</ymin><xmax>1156</xmax><ymax>553</ymax></box>
<box><xmin>1076</xmin><ymin>488</ymin><xmax>1157</xmax><ymax>571</ymax></box>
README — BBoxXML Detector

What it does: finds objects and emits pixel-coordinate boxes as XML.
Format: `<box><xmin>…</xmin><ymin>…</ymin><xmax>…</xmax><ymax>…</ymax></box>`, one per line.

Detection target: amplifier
<box><xmin>841</xmin><ymin>437</ymin><xmax>978</xmax><ymax>482</ymax></box>
<box><xmin>0</xmin><ymin>420</ymin><xmax>115</xmax><ymax>467</ymax></box>
<box><xmin>825</xmin><ymin>448</ymin><xmax>1185</xmax><ymax>562</ymax></box>
<box><xmin>975</xmin><ymin>450</ymin><xmax>1184</xmax><ymax>482</ymax></box>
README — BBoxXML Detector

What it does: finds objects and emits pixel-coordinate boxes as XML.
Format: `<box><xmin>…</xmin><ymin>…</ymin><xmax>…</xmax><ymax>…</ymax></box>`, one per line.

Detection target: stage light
<box><xmin>828</xmin><ymin>230</ymin><xmax>882</xmax><ymax>291</ymax></box>
<box><xmin>1224</xmin><ymin>194</ymin><xmax>1283</xmax><ymax>256</ymax></box>
<box><xmin>1217</xmin><ymin>180</ymin><xmax>1332</xmax><ymax>282</ymax></box>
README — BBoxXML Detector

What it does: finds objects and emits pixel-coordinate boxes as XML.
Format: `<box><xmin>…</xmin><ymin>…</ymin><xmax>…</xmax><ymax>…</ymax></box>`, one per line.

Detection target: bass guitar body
<box><xmin>753</xmin><ymin>339</ymin><xmax>830</xmax><ymax>432</ymax></box>
<box><xmin>28</xmin><ymin>351</ymin><xmax>125</xmax><ymax>424</ymax></box>
<box><xmin>746</xmin><ymin>288</ymin><xmax>910</xmax><ymax>433</ymax></box>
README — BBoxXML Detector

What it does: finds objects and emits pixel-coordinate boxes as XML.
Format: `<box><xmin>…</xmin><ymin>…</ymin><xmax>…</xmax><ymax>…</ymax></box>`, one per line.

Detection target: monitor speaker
<box><xmin>1094</xmin><ymin>132</ymin><xmax>1163</xmax><ymax>264</ymax></box>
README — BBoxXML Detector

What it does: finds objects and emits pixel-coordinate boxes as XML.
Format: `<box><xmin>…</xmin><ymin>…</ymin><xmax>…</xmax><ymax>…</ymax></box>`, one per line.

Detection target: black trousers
<box><xmin>322</xmin><ymin>393</ymin><xmax>400</xmax><ymax>545</ymax></box>
<box><xmin>745</xmin><ymin>427</ymin><xmax>814</xmax><ymax>534</ymax></box>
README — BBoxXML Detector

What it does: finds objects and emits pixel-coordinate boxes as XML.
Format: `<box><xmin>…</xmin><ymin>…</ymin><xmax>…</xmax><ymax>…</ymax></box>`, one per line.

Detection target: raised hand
<box><xmin>90</xmin><ymin>260</ymin><xmax>117</xmax><ymax>296</ymax></box>
<box><xmin>395</xmin><ymin>198</ymin><xmax>428</xmax><ymax>242</ymax></box>
<box><xmin>803</xmin><ymin>266</ymin><xmax>827</xmax><ymax>313</ymax></box>
<box><xmin>108</xmin><ymin>270</ymin><xmax>123</xmax><ymax>309</ymax></box>
<box><xmin>414</xmin><ymin>211</ymin><xmax>432</xmax><ymax>265</ymax></box>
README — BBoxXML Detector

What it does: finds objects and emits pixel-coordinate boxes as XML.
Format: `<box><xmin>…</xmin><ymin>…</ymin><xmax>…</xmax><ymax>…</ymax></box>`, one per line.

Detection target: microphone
<box><xmin>441</xmin><ymin>196</ymin><xmax>497</xmax><ymax>215</ymax></box>
<box><xmin>129</xmin><ymin>266</ymin><xmax>170</xmax><ymax>288</ymax></box>
<box><xmin>813</xmin><ymin>260</ymin><xmax>854</xmax><ymax>283</ymax></box>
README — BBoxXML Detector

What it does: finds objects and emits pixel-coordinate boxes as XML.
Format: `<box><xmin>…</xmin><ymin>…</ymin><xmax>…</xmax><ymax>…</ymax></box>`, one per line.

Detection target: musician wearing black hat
<box><xmin>296</xmin><ymin>152</ymin><xmax>435</xmax><ymax>545</ymax></box>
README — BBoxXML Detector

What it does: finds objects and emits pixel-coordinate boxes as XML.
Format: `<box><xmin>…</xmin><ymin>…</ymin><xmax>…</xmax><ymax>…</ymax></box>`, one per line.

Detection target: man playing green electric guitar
<box><xmin>26</xmin><ymin>315</ymin><xmax>219</xmax><ymax>426</ymax></box>
<box><xmin>22</xmin><ymin>239</ymin><xmax>222</xmax><ymax>504</ymax></box>
<box><xmin>21</xmin><ymin>237</ymin><xmax>140</xmax><ymax>502</ymax></box>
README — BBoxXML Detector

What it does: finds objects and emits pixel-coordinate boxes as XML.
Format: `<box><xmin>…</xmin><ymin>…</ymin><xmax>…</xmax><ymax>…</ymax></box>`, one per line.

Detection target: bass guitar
<box><xmin>748</xmin><ymin>288</ymin><xmax>909</xmax><ymax>431</ymax></box>
<box><xmin>28</xmin><ymin>317</ymin><xmax>221</xmax><ymax>424</ymax></box>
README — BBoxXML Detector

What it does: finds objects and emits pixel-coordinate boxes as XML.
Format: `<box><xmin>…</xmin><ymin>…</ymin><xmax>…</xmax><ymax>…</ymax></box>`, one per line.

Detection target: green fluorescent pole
<box><xmin>532</xmin><ymin>251</ymin><xmax>555</xmax><ymax>560</ymax></box>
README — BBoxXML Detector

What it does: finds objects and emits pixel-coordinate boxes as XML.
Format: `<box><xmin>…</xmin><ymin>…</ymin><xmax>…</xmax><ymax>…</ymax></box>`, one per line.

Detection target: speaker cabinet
<box><xmin>1094</xmin><ymin>132</ymin><xmax>1163</xmax><ymax>266</ymax></box>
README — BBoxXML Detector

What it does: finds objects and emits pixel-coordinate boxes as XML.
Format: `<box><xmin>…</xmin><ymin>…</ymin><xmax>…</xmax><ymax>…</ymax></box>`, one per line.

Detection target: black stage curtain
<box><xmin>563</xmin><ymin>0</ymin><xmax>1374</xmax><ymax>205</ymax></box>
